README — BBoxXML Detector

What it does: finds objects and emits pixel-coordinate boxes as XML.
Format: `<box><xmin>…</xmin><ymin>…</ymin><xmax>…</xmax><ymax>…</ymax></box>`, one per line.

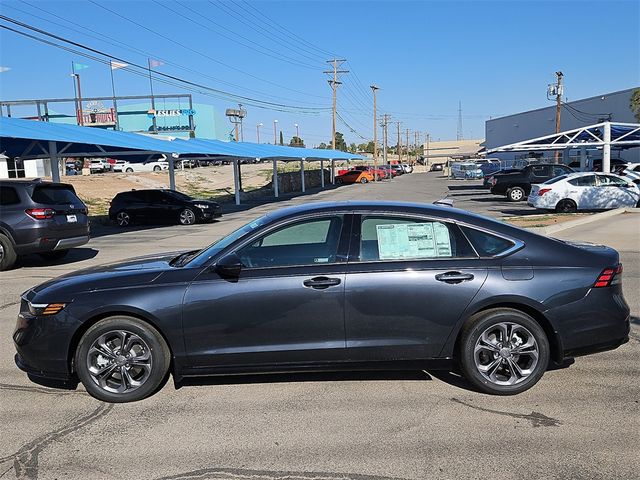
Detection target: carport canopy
<box><xmin>486</xmin><ymin>121</ymin><xmax>640</xmax><ymax>172</ymax></box>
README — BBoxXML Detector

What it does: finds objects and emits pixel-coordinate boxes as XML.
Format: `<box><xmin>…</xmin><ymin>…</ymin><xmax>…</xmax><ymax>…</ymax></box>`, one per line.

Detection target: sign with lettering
<box><xmin>147</xmin><ymin>109</ymin><xmax>195</xmax><ymax>118</ymax></box>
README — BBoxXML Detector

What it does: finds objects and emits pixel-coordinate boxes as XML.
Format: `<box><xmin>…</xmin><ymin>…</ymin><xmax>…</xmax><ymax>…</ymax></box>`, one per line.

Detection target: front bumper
<box><xmin>15</xmin><ymin>353</ymin><xmax>78</xmax><ymax>389</ymax></box>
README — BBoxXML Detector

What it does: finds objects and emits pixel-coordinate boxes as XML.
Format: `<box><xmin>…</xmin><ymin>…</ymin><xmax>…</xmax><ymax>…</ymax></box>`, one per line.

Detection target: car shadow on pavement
<box><xmin>447</xmin><ymin>185</ymin><xmax>486</xmax><ymax>191</ymax></box>
<box><xmin>177</xmin><ymin>369</ymin><xmax>434</xmax><ymax>389</ymax></box>
<box><xmin>16</xmin><ymin>247</ymin><xmax>99</xmax><ymax>269</ymax></box>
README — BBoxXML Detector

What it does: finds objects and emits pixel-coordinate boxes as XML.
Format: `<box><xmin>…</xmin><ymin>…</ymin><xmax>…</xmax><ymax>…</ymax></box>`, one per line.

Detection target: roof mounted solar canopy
<box><xmin>487</xmin><ymin>121</ymin><xmax>640</xmax><ymax>172</ymax></box>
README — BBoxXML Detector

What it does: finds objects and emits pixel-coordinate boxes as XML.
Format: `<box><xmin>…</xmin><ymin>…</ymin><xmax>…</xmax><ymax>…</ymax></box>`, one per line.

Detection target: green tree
<box><xmin>279</xmin><ymin>130</ymin><xmax>284</xmax><ymax>146</ymax></box>
<box><xmin>329</xmin><ymin>131</ymin><xmax>347</xmax><ymax>151</ymax></box>
<box><xmin>349</xmin><ymin>143</ymin><xmax>357</xmax><ymax>153</ymax></box>
<box><xmin>289</xmin><ymin>136</ymin><xmax>305</xmax><ymax>147</ymax></box>
<box><xmin>631</xmin><ymin>88</ymin><xmax>640</xmax><ymax>122</ymax></box>
<box><xmin>316</xmin><ymin>142</ymin><xmax>328</xmax><ymax>149</ymax></box>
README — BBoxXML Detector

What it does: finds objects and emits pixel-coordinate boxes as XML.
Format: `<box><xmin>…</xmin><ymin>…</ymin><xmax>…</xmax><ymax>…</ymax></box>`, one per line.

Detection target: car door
<box><xmin>566</xmin><ymin>174</ymin><xmax>598</xmax><ymax>208</ymax></box>
<box><xmin>143</xmin><ymin>190</ymin><xmax>172</xmax><ymax>222</ymax></box>
<box><xmin>343</xmin><ymin>213</ymin><xmax>488</xmax><ymax>361</ymax></box>
<box><xmin>181</xmin><ymin>214</ymin><xmax>351</xmax><ymax>368</ymax></box>
<box><xmin>595</xmin><ymin>174</ymin><xmax>639</xmax><ymax>208</ymax></box>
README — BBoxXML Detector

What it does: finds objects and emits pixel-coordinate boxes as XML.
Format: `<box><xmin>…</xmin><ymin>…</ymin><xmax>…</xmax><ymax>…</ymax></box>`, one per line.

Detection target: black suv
<box><xmin>0</xmin><ymin>180</ymin><xmax>90</xmax><ymax>271</ymax></box>
<box><xmin>108</xmin><ymin>189</ymin><xmax>222</xmax><ymax>227</ymax></box>
<box><xmin>489</xmin><ymin>164</ymin><xmax>574</xmax><ymax>201</ymax></box>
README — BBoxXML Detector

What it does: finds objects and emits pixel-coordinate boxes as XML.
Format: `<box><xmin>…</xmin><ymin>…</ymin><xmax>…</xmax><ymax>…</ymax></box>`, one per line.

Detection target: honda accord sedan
<box><xmin>14</xmin><ymin>201</ymin><xmax>630</xmax><ymax>402</ymax></box>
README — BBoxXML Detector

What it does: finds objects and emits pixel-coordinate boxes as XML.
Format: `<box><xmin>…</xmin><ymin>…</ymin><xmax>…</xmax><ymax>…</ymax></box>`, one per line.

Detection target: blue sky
<box><xmin>0</xmin><ymin>0</ymin><xmax>639</xmax><ymax>146</ymax></box>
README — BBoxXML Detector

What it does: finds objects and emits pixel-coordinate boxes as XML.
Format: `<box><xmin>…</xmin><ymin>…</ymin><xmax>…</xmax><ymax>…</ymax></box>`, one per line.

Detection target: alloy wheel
<box><xmin>0</xmin><ymin>243</ymin><xmax>4</xmax><ymax>262</ymax></box>
<box><xmin>86</xmin><ymin>330</ymin><xmax>153</xmax><ymax>394</ymax></box>
<box><xmin>180</xmin><ymin>209</ymin><xmax>196</xmax><ymax>225</ymax></box>
<box><xmin>473</xmin><ymin>322</ymin><xmax>539</xmax><ymax>386</ymax></box>
<box><xmin>508</xmin><ymin>188</ymin><xmax>524</xmax><ymax>201</ymax></box>
<box><xmin>116</xmin><ymin>211</ymin><xmax>130</xmax><ymax>227</ymax></box>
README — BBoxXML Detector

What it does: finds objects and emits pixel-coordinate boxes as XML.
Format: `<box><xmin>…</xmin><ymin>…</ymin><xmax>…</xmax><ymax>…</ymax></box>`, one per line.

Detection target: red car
<box><xmin>335</xmin><ymin>170</ymin><xmax>374</xmax><ymax>185</ymax></box>
<box><xmin>352</xmin><ymin>165</ymin><xmax>388</xmax><ymax>179</ymax></box>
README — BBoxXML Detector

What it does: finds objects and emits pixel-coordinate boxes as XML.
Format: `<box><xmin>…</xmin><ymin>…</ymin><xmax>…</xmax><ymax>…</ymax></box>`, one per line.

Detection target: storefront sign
<box><xmin>147</xmin><ymin>109</ymin><xmax>196</xmax><ymax>118</ymax></box>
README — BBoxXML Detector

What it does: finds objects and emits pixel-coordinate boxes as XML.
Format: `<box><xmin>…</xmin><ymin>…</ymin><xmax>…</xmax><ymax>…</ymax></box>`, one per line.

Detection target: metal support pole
<box><xmin>603</xmin><ymin>121</ymin><xmax>611</xmax><ymax>173</ymax></box>
<box><xmin>168</xmin><ymin>156</ymin><xmax>176</xmax><ymax>191</ymax></box>
<box><xmin>48</xmin><ymin>141</ymin><xmax>61</xmax><ymax>183</ymax></box>
<box><xmin>272</xmin><ymin>159</ymin><xmax>279</xmax><ymax>198</ymax></box>
<box><xmin>300</xmin><ymin>158</ymin><xmax>305</xmax><ymax>193</ymax></box>
<box><xmin>331</xmin><ymin>159</ymin><xmax>335</xmax><ymax>184</ymax></box>
<box><xmin>320</xmin><ymin>159</ymin><xmax>325</xmax><ymax>188</ymax></box>
<box><xmin>233</xmin><ymin>160</ymin><xmax>241</xmax><ymax>205</ymax></box>
<box><xmin>580</xmin><ymin>146</ymin><xmax>587</xmax><ymax>171</ymax></box>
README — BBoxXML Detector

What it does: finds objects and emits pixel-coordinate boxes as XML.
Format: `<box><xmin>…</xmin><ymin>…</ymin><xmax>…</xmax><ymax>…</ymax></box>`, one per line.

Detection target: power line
<box><xmin>0</xmin><ymin>16</ymin><xmax>332</xmax><ymax>113</ymax></box>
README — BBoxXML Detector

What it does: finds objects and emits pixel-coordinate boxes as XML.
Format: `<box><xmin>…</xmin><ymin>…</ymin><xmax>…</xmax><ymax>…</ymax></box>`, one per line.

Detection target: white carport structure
<box><xmin>487</xmin><ymin>121</ymin><xmax>640</xmax><ymax>173</ymax></box>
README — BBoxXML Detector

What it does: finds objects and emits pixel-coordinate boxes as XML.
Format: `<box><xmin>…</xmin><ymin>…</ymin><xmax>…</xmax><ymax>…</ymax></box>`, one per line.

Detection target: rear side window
<box><xmin>531</xmin><ymin>166</ymin><xmax>549</xmax><ymax>177</ymax></box>
<box><xmin>31</xmin><ymin>186</ymin><xmax>80</xmax><ymax>205</ymax></box>
<box><xmin>358</xmin><ymin>216</ymin><xmax>475</xmax><ymax>261</ymax></box>
<box><xmin>460</xmin><ymin>226</ymin><xmax>515</xmax><ymax>257</ymax></box>
<box><xmin>0</xmin><ymin>186</ymin><xmax>21</xmax><ymax>206</ymax></box>
<box><xmin>598</xmin><ymin>175</ymin><xmax>628</xmax><ymax>186</ymax></box>
<box><xmin>568</xmin><ymin>175</ymin><xmax>597</xmax><ymax>187</ymax></box>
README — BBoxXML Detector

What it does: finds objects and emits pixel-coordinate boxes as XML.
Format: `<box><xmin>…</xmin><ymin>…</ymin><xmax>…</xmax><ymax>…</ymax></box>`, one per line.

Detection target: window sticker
<box><xmin>375</xmin><ymin>222</ymin><xmax>452</xmax><ymax>260</ymax></box>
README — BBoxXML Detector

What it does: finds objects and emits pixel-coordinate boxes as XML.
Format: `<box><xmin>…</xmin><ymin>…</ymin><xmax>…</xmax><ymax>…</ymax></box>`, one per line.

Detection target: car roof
<box><xmin>0</xmin><ymin>179</ymin><xmax>72</xmax><ymax>187</ymax></box>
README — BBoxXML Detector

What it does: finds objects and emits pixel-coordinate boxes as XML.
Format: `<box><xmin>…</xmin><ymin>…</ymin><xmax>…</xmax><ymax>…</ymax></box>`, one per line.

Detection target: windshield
<box><xmin>186</xmin><ymin>214</ymin><xmax>270</xmax><ymax>267</ymax></box>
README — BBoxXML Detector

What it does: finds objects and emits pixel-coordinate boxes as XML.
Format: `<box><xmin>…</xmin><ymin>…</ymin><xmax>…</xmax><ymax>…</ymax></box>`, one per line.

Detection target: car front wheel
<box><xmin>74</xmin><ymin>316</ymin><xmax>171</xmax><ymax>403</ymax></box>
<box><xmin>153</xmin><ymin>166</ymin><xmax>161</xmax><ymax>172</ymax></box>
<box><xmin>125</xmin><ymin>168</ymin><xmax>134</xmax><ymax>173</ymax></box>
<box><xmin>507</xmin><ymin>187</ymin><xmax>525</xmax><ymax>202</ymax></box>
<box><xmin>179</xmin><ymin>208</ymin><xmax>196</xmax><ymax>225</ymax></box>
<box><xmin>458</xmin><ymin>308</ymin><xmax>549</xmax><ymax>395</ymax></box>
<box><xmin>360</xmin><ymin>177</ymin><xmax>369</xmax><ymax>184</ymax></box>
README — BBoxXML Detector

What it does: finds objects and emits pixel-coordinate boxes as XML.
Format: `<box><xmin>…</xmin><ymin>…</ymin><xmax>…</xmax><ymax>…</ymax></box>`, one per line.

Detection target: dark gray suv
<box><xmin>0</xmin><ymin>179</ymin><xmax>90</xmax><ymax>271</ymax></box>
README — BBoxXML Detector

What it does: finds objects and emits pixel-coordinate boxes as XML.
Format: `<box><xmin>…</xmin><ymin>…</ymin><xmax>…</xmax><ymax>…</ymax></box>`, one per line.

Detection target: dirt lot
<box><xmin>62</xmin><ymin>162</ymin><xmax>353</xmax><ymax>215</ymax></box>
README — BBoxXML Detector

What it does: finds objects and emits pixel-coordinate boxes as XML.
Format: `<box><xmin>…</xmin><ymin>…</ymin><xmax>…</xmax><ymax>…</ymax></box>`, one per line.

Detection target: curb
<box><xmin>527</xmin><ymin>208</ymin><xmax>639</xmax><ymax>235</ymax></box>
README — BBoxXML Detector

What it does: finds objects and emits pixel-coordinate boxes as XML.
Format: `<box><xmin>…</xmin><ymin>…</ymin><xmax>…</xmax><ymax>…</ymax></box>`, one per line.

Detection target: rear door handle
<box><xmin>303</xmin><ymin>276</ymin><xmax>341</xmax><ymax>289</ymax></box>
<box><xmin>435</xmin><ymin>271</ymin><xmax>475</xmax><ymax>283</ymax></box>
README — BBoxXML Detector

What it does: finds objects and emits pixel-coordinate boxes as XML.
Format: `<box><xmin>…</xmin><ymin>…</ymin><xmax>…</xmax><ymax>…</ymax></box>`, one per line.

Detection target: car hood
<box><xmin>25</xmin><ymin>251</ymin><xmax>190</xmax><ymax>301</ymax></box>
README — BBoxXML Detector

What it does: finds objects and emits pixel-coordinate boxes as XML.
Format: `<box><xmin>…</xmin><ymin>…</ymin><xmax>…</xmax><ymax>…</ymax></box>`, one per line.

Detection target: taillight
<box><xmin>490</xmin><ymin>177</ymin><xmax>497</xmax><ymax>185</ymax></box>
<box><xmin>593</xmin><ymin>264</ymin><xmax>623</xmax><ymax>288</ymax></box>
<box><xmin>25</xmin><ymin>208</ymin><xmax>55</xmax><ymax>220</ymax></box>
<box><xmin>538</xmin><ymin>188</ymin><xmax>552</xmax><ymax>196</ymax></box>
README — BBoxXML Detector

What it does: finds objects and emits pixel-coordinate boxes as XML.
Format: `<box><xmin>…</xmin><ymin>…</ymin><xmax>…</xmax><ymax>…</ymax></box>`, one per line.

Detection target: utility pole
<box><xmin>415</xmin><ymin>131</ymin><xmax>419</xmax><ymax>163</ymax></box>
<box><xmin>381</xmin><ymin>114</ymin><xmax>390</xmax><ymax>169</ymax></box>
<box><xmin>457</xmin><ymin>100</ymin><xmax>463</xmax><ymax>141</ymax></box>
<box><xmin>324</xmin><ymin>59</ymin><xmax>348</xmax><ymax>150</ymax></box>
<box><xmin>238</xmin><ymin>103</ymin><xmax>245</xmax><ymax>141</ymax></box>
<box><xmin>370</xmin><ymin>85</ymin><xmax>379</xmax><ymax>180</ymax></box>
<box><xmin>395</xmin><ymin>121</ymin><xmax>402</xmax><ymax>164</ymax></box>
<box><xmin>425</xmin><ymin>132</ymin><xmax>430</xmax><ymax>166</ymax></box>
<box><xmin>72</xmin><ymin>74</ymin><xmax>84</xmax><ymax>126</ymax></box>
<box><xmin>406</xmin><ymin>128</ymin><xmax>410</xmax><ymax>165</ymax></box>
<box><xmin>554</xmin><ymin>71</ymin><xmax>564</xmax><ymax>163</ymax></box>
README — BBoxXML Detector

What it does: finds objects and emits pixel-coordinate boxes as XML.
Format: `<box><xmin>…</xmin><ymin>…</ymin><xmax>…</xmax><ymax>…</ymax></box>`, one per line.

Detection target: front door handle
<box><xmin>303</xmin><ymin>276</ymin><xmax>341</xmax><ymax>289</ymax></box>
<box><xmin>435</xmin><ymin>271</ymin><xmax>475</xmax><ymax>284</ymax></box>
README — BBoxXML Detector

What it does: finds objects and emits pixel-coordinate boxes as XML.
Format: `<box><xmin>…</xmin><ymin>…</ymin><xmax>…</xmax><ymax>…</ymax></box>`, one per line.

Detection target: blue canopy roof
<box><xmin>0</xmin><ymin>116</ymin><xmax>364</xmax><ymax>162</ymax></box>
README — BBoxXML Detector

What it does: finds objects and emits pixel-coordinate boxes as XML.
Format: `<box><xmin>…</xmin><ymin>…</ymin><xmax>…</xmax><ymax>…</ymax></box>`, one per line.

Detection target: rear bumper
<box><xmin>15</xmin><ymin>233</ymin><xmax>89</xmax><ymax>254</ymax></box>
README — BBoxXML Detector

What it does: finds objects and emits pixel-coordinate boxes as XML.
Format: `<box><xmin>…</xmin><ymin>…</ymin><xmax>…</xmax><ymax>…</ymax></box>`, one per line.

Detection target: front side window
<box><xmin>237</xmin><ymin>216</ymin><xmax>344</xmax><ymax>268</ymax></box>
<box><xmin>358</xmin><ymin>216</ymin><xmax>475</xmax><ymax>262</ymax></box>
<box><xmin>598</xmin><ymin>175</ymin><xmax>627</xmax><ymax>186</ymax></box>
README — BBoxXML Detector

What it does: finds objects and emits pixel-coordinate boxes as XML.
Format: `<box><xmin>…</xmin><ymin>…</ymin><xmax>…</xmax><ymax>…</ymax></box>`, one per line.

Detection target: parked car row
<box><xmin>335</xmin><ymin>163</ymin><xmax>413</xmax><ymax>185</ymax></box>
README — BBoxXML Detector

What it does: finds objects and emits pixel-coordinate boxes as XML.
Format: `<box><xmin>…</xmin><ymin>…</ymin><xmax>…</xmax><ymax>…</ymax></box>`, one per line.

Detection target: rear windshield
<box><xmin>31</xmin><ymin>186</ymin><xmax>80</xmax><ymax>205</ymax></box>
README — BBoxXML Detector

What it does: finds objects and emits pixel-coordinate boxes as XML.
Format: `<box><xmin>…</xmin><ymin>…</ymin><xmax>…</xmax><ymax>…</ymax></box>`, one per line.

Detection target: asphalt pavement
<box><xmin>1</xmin><ymin>172</ymin><xmax>638</xmax><ymax>480</ymax></box>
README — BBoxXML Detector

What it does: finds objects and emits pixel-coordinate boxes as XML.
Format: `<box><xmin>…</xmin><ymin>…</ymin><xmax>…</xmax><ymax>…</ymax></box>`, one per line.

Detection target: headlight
<box><xmin>194</xmin><ymin>203</ymin><xmax>209</xmax><ymax>209</ymax></box>
<box><xmin>28</xmin><ymin>302</ymin><xmax>66</xmax><ymax>316</ymax></box>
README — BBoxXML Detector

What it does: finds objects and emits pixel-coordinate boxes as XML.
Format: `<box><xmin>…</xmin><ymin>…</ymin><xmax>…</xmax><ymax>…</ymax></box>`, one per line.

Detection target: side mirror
<box><xmin>214</xmin><ymin>252</ymin><xmax>242</xmax><ymax>278</ymax></box>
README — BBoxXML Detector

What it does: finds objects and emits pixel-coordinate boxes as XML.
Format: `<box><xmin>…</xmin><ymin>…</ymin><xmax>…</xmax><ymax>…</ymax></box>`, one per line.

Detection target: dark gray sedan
<box><xmin>13</xmin><ymin>201</ymin><xmax>630</xmax><ymax>402</ymax></box>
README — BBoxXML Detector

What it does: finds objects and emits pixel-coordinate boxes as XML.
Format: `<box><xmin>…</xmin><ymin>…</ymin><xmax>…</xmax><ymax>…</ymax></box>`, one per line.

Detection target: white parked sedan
<box><xmin>528</xmin><ymin>172</ymin><xmax>640</xmax><ymax>213</ymax></box>
<box><xmin>121</xmin><ymin>160</ymin><xmax>169</xmax><ymax>173</ymax></box>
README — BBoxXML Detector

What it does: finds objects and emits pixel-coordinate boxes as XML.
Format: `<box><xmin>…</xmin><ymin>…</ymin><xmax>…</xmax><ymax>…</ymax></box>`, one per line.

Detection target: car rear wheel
<box><xmin>0</xmin><ymin>234</ymin><xmax>18</xmax><ymax>271</ymax></box>
<box><xmin>507</xmin><ymin>187</ymin><xmax>525</xmax><ymax>202</ymax></box>
<box><xmin>336</xmin><ymin>178</ymin><xmax>344</xmax><ymax>185</ymax></box>
<box><xmin>153</xmin><ymin>166</ymin><xmax>161</xmax><ymax>172</ymax></box>
<box><xmin>360</xmin><ymin>177</ymin><xmax>369</xmax><ymax>184</ymax></box>
<box><xmin>555</xmin><ymin>199</ymin><xmax>577</xmax><ymax>213</ymax></box>
<box><xmin>179</xmin><ymin>208</ymin><xmax>196</xmax><ymax>225</ymax></box>
<box><xmin>38</xmin><ymin>250</ymin><xmax>69</xmax><ymax>261</ymax></box>
<box><xmin>116</xmin><ymin>211</ymin><xmax>131</xmax><ymax>227</ymax></box>
<box><xmin>74</xmin><ymin>316</ymin><xmax>171</xmax><ymax>403</ymax></box>
<box><xmin>125</xmin><ymin>168</ymin><xmax>134</xmax><ymax>173</ymax></box>
<box><xmin>458</xmin><ymin>308</ymin><xmax>549</xmax><ymax>395</ymax></box>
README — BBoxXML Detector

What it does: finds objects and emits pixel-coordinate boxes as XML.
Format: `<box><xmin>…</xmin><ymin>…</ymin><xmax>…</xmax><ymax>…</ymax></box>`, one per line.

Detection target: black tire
<box><xmin>38</xmin><ymin>250</ymin><xmax>69</xmax><ymax>261</ymax></box>
<box><xmin>178</xmin><ymin>208</ymin><xmax>196</xmax><ymax>225</ymax></box>
<box><xmin>125</xmin><ymin>167</ymin><xmax>134</xmax><ymax>173</ymax></box>
<box><xmin>507</xmin><ymin>186</ymin><xmax>526</xmax><ymax>202</ymax></box>
<box><xmin>555</xmin><ymin>199</ymin><xmax>577</xmax><ymax>213</ymax></box>
<box><xmin>336</xmin><ymin>178</ymin><xmax>344</xmax><ymax>185</ymax></box>
<box><xmin>115</xmin><ymin>211</ymin><xmax>131</xmax><ymax>227</ymax></box>
<box><xmin>360</xmin><ymin>177</ymin><xmax>369</xmax><ymax>184</ymax></box>
<box><xmin>74</xmin><ymin>316</ymin><xmax>171</xmax><ymax>403</ymax></box>
<box><xmin>153</xmin><ymin>166</ymin><xmax>161</xmax><ymax>172</ymax></box>
<box><xmin>0</xmin><ymin>233</ymin><xmax>18</xmax><ymax>271</ymax></box>
<box><xmin>458</xmin><ymin>308</ymin><xmax>549</xmax><ymax>395</ymax></box>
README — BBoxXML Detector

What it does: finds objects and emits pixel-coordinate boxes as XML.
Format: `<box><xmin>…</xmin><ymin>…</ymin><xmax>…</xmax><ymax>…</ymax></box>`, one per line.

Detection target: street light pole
<box><xmin>273</xmin><ymin>120</ymin><xmax>278</xmax><ymax>144</ymax></box>
<box><xmin>370</xmin><ymin>85</ymin><xmax>379</xmax><ymax>181</ymax></box>
<box><xmin>257</xmin><ymin>123</ymin><xmax>263</xmax><ymax>143</ymax></box>
<box><xmin>295</xmin><ymin>123</ymin><xmax>299</xmax><ymax>138</ymax></box>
